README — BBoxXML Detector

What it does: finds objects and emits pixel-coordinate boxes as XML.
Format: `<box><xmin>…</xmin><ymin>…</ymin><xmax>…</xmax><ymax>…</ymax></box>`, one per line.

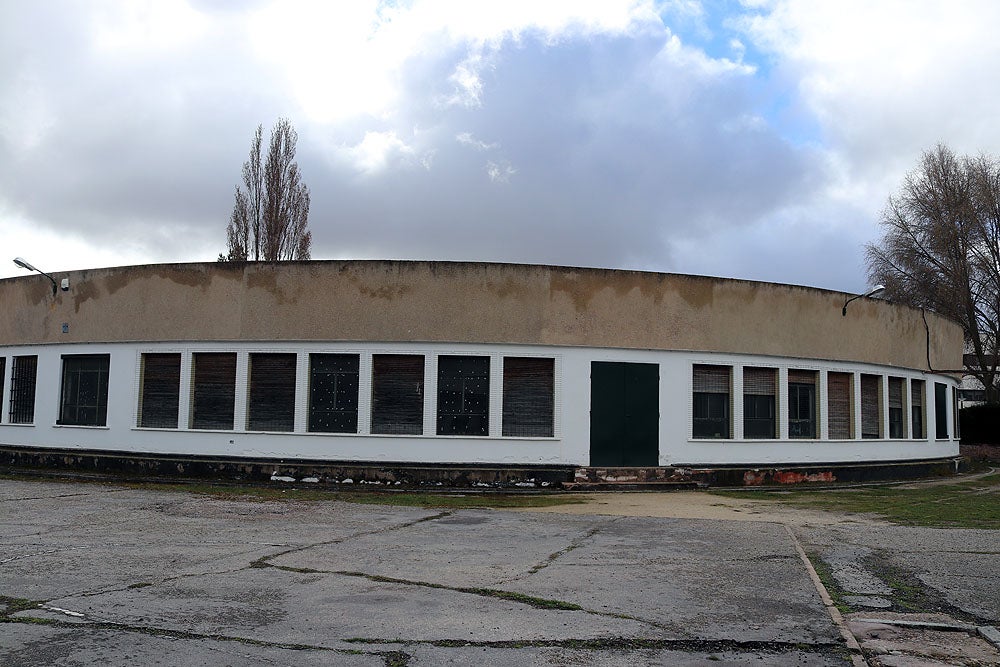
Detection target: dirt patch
<box><xmin>512</xmin><ymin>490</ymin><xmax>887</xmax><ymax>526</ymax></box>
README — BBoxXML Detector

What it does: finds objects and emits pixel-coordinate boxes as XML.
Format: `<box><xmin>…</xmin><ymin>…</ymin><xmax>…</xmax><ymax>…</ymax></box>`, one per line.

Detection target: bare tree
<box><xmin>867</xmin><ymin>144</ymin><xmax>1000</xmax><ymax>402</ymax></box>
<box><xmin>223</xmin><ymin>118</ymin><xmax>311</xmax><ymax>262</ymax></box>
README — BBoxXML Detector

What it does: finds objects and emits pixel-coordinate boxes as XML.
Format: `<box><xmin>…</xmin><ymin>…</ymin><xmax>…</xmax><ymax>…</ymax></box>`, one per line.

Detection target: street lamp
<box><xmin>13</xmin><ymin>257</ymin><xmax>58</xmax><ymax>295</ymax></box>
<box><xmin>842</xmin><ymin>285</ymin><xmax>886</xmax><ymax>316</ymax></box>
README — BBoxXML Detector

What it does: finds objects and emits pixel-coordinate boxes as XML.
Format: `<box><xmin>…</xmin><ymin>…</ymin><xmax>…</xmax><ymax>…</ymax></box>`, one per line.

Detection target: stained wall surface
<box><xmin>0</xmin><ymin>261</ymin><xmax>962</xmax><ymax>372</ymax></box>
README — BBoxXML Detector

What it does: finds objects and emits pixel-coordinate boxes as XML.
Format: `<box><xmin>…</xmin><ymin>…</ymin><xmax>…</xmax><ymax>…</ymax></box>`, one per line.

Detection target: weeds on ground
<box><xmin>712</xmin><ymin>470</ymin><xmax>1000</xmax><ymax>529</ymax></box>
<box><xmin>119</xmin><ymin>481</ymin><xmax>586</xmax><ymax>509</ymax></box>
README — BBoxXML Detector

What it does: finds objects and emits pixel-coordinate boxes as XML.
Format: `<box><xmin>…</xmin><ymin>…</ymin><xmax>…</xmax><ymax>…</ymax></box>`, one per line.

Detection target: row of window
<box><xmin>1</xmin><ymin>352</ymin><xmax>556</xmax><ymax>438</ymax></box>
<box><xmin>692</xmin><ymin>365</ymin><xmax>956</xmax><ymax>440</ymax></box>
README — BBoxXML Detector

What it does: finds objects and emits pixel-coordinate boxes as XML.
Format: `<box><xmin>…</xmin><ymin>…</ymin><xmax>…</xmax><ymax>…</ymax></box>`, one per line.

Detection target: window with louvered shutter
<box><xmin>860</xmin><ymin>374</ymin><xmax>881</xmax><ymax>439</ymax></box>
<box><xmin>248</xmin><ymin>353</ymin><xmax>296</xmax><ymax>432</ymax></box>
<box><xmin>138</xmin><ymin>353</ymin><xmax>180</xmax><ymax>428</ymax></box>
<box><xmin>827</xmin><ymin>372</ymin><xmax>852</xmax><ymax>439</ymax></box>
<box><xmin>308</xmin><ymin>354</ymin><xmax>359</xmax><ymax>433</ymax></box>
<box><xmin>372</xmin><ymin>354</ymin><xmax>424</xmax><ymax>435</ymax></box>
<box><xmin>693</xmin><ymin>364</ymin><xmax>730</xmax><ymax>439</ymax></box>
<box><xmin>911</xmin><ymin>379</ymin><xmax>924</xmax><ymax>438</ymax></box>
<box><xmin>9</xmin><ymin>355</ymin><xmax>37</xmax><ymax>424</ymax></box>
<box><xmin>502</xmin><ymin>357</ymin><xmax>554</xmax><ymax>437</ymax></box>
<box><xmin>888</xmin><ymin>377</ymin><xmax>904</xmax><ymax>438</ymax></box>
<box><xmin>743</xmin><ymin>367</ymin><xmax>775</xmax><ymax>439</ymax></box>
<box><xmin>788</xmin><ymin>370</ymin><xmax>817</xmax><ymax>439</ymax></box>
<box><xmin>191</xmin><ymin>352</ymin><xmax>236</xmax><ymax>430</ymax></box>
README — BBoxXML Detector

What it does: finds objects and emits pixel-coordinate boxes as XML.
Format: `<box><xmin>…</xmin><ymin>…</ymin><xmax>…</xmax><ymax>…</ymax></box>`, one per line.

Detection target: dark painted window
<box><xmin>935</xmin><ymin>382</ymin><xmax>948</xmax><ymax>439</ymax></box>
<box><xmin>191</xmin><ymin>352</ymin><xmax>236</xmax><ymax>430</ymax></box>
<box><xmin>788</xmin><ymin>370</ymin><xmax>817</xmax><ymax>439</ymax></box>
<box><xmin>953</xmin><ymin>387</ymin><xmax>960</xmax><ymax>439</ymax></box>
<box><xmin>502</xmin><ymin>357</ymin><xmax>554</xmax><ymax>437</ymax></box>
<box><xmin>308</xmin><ymin>354</ymin><xmax>359</xmax><ymax>433</ymax></box>
<box><xmin>860</xmin><ymin>374</ymin><xmax>881</xmax><ymax>439</ymax></box>
<box><xmin>9</xmin><ymin>356</ymin><xmax>37</xmax><ymax>424</ymax></box>
<box><xmin>743</xmin><ymin>367</ymin><xmax>775</xmax><ymax>439</ymax></box>
<box><xmin>248</xmin><ymin>353</ymin><xmax>296</xmax><ymax>432</ymax></box>
<box><xmin>693</xmin><ymin>364</ymin><xmax>730</xmax><ymax>439</ymax></box>
<box><xmin>138</xmin><ymin>353</ymin><xmax>180</xmax><ymax>428</ymax></box>
<box><xmin>911</xmin><ymin>379</ymin><xmax>924</xmax><ymax>439</ymax></box>
<box><xmin>58</xmin><ymin>355</ymin><xmax>110</xmax><ymax>426</ymax></box>
<box><xmin>888</xmin><ymin>377</ymin><xmax>904</xmax><ymax>438</ymax></box>
<box><xmin>828</xmin><ymin>372</ymin><xmax>853</xmax><ymax>439</ymax></box>
<box><xmin>0</xmin><ymin>358</ymin><xmax>4</xmax><ymax>419</ymax></box>
<box><xmin>371</xmin><ymin>354</ymin><xmax>424</xmax><ymax>435</ymax></box>
<box><xmin>437</xmin><ymin>355</ymin><xmax>489</xmax><ymax>436</ymax></box>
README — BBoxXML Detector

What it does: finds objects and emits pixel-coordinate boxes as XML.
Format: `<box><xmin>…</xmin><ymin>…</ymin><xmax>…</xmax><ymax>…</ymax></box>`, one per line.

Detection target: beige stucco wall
<box><xmin>0</xmin><ymin>260</ymin><xmax>963</xmax><ymax>371</ymax></box>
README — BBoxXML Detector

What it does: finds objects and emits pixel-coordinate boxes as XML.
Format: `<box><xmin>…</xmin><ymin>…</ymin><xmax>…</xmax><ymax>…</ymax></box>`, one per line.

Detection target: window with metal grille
<box><xmin>371</xmin><ymin>354</ymin><xmax>424</xmax><ymax>435</ymax></box>
<box><xmin>308</xmin><ymin>353</ymin><xmax>359</xmax><ymax>433</ymax></box>
<box><xmin>861</xmin><ymin>374</ymin><xmax>881</xmax><ymax>439</ymax></box>
<box><xmin>437</xmin><ymin>355</ymin><xmax>489</xmax><ymax>436</ymax></box>
<box><xmin>827</xmin><ymin>372</ymin><xmax>853</xmax><ymax>439</ymax></box>
<box><xmin>502</xmin><ymin>357</ymin><xmax>554</xmax><ymax>437</ymax></box>
<box><xmin>693</xmin><ymin>364</ymin><xmax>730</xmax><ymax>439</ymax></box>
<box><xmin>248</xmin><ymin>353</ymin><xmax>296</xmax><ymax>432</ymax></box>
<box><xmin>0</xmin><ymin>358</ymin><xmax>4</xmax><ymax>419</ymax></box>
<box><xmin>138</xmin><ymin>353</ymin><xmax>180</xmax><ymax>428</ymax></box>
<box><xmin>9</xmin><ymin>356</ymin><xmax>37</xmax><ymax>424</ymax></box>
<box><xmin>788</xmin><ymin>370</ymin><xmax>817</xmax><ymax>439</ymax></box>
<box><xmin>58</xmin><ymin>355</ymin><xmax>110</xmax><ymax>426</ymax></box>
<box><xmin>743</xmin><ymin>367</ymin><xmax>775</xmax><ymax>439</ymax></box>
<box><xmin>911</xmin><ymin>379</ymin><xmax>924</xmax><ymax>439</ymax></box>
<box><xmin>191</xmin><ymin>352</ymin><xmax>236</xmax><ymax>430</ymax></box>
<box><xmin>888</xmin><ymin>377</ymin><xmax>904</xmax><ymax>438</ymax></box>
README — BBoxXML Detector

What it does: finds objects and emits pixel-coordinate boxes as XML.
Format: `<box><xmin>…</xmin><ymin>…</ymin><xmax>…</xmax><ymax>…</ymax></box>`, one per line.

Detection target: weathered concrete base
<box><xmin>0</xmin><ymin>446</ymin><xmax>968</xmax><ymax>489</ymax></box>
<box><xmin>570</xmin><ymin>458</ymin><xmax>968</xmax><ymax>490</ymax></box>
<box><xmin>0</xmin><ymin>446</ymin><xmax>574</xmax><ymax>489</ymax></box>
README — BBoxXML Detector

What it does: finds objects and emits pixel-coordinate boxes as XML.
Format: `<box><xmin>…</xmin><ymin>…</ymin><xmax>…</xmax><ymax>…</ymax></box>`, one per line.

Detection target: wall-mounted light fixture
<box><xmin>13</xmin><ymin>257</ymin><xmax>61</xmax><ymax>295</ymax></box>
<box><xmin>842</xmin><ymin>285</ymin><xmax>886</xmax><ymax>316</ymax></box>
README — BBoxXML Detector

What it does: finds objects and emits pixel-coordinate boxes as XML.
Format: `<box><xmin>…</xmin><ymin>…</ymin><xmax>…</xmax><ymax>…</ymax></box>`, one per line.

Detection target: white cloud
<box><xmin>486</xmin><ymin>160</ymin><xmax>516</xmax><ymax>183</ymax></box>
<box><xmin>344</xmin><ymin>130</ymin><xmax>421</xmax><ymax>174</ymax></box>
<box><xmin>456</xmin><ymin>132</ymin><xmax>499</xmax><ymax>151</ymax></box>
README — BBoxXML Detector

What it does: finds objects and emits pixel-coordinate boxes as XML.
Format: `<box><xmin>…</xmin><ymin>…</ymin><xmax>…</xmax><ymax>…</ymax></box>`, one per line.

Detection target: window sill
<box><xmin>53</xmin><ymin>424</ymin><xmax>110</xmax><ymax>430</ymax></box>
<box><xmin>0</xmin><ymin>422</ymin><xmax>36</xmax><ymax>427</ymax></box>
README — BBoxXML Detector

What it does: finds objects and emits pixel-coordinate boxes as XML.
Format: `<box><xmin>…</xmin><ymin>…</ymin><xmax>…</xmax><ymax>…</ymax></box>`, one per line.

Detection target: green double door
<box><xmin>589</xmin><ymin>361</ymin><xmax>659</xmax><ymax>467</ymax></box>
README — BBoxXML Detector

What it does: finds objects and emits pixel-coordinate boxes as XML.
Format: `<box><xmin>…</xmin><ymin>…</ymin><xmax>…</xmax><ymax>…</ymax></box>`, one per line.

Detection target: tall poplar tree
<box><xmin>223</xmin><ymin>118</ymin><xmax>311</xmax><ymax>262</ymax></box>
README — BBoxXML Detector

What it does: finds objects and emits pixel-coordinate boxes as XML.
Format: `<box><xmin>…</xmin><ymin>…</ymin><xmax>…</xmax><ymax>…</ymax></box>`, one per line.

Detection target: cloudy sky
<box><xmin>2</xmin><ymin>1</ymin><xmax>999</xmax><ymax>292</ymax></box>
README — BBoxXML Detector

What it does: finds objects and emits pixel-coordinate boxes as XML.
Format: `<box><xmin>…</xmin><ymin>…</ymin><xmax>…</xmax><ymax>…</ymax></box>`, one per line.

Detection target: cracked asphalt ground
<box><xmin>1</xmin><ymin>479</ymin><xmax>994</xmax><ymax>666</ymax></box>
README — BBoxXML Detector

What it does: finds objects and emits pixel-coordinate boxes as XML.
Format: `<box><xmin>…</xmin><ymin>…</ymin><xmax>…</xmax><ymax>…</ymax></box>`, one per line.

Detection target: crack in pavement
<box><xmin>0</xmin><ymin>613</ymin><xmax>409</xmax><ymax>664</ymax></box>
<box><xmin>248</xmin><ymin>509</ymin><xmax>454</xmax><ymax>568</ymax></box>
<box><xmin>342</xmin><ymin>635</ymin><xmax>849</xmax><ymax>655</ymax></box>
<box><xmin>253</xmin><ymin>564</ymin><xmax>691</xmax><ymax>636</ymax></box>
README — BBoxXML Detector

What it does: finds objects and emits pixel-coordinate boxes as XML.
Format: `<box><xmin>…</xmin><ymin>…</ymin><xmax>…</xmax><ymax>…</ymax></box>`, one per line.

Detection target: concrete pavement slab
<box><xmin>1</xmin><ymin>479</ymin><xmax>860</xmax><ymax>665</ymax></box>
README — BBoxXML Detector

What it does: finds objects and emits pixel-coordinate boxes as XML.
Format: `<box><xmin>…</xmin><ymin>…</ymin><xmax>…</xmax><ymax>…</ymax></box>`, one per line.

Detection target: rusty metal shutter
<box><xmin>139</xmin><ymin>353</ymin><xmax>180</xmax><ymax>428</ymax></box>
<box><xmin>191</xmin><ymin>352</ymin><xmax>236</xmax><ymax>430</ymax></box>
<box><xmin>827</xmin><ymin>372</ymin><xmax>852</xmax><ymax>439</ymax></box>
<box><xmin>693</xmin><ymin>365</ymin><xmax>730</xmax><ymax>393</ymax></box>
<box><xmin>502</xmin><ymin>357</ymin><xmax>554</xmax><ymax>437</ymax></box>
<box><xmin>788</xmin><ymin>369</ymin><xmax>817</xmax><ymax>384</ymax></box>
<box><xmin>372</xmin><ymin>354</ymin><xmax>424</xmax><ymax>435</ymax></box>
<box><xmin>248</xmin><ymin>353</ymin><xmax>296</xmax><ymax>432</ymax></box>
<box><xmin>743</xmin><ymin>367</ymin><xmax>775</xmax><ymax>395</ymax></box>
<box><xmin>860</xmin><ymin>374</ymin><xmax>880</xmax><ymax>438</ymax></box>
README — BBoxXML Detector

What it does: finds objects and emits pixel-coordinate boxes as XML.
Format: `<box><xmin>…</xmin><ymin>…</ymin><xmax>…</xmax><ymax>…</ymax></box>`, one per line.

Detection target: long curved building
<box><xmin>0</xmin><ymin>261</ymin><xmax>963</xmax><ymax>477</ymax></box>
